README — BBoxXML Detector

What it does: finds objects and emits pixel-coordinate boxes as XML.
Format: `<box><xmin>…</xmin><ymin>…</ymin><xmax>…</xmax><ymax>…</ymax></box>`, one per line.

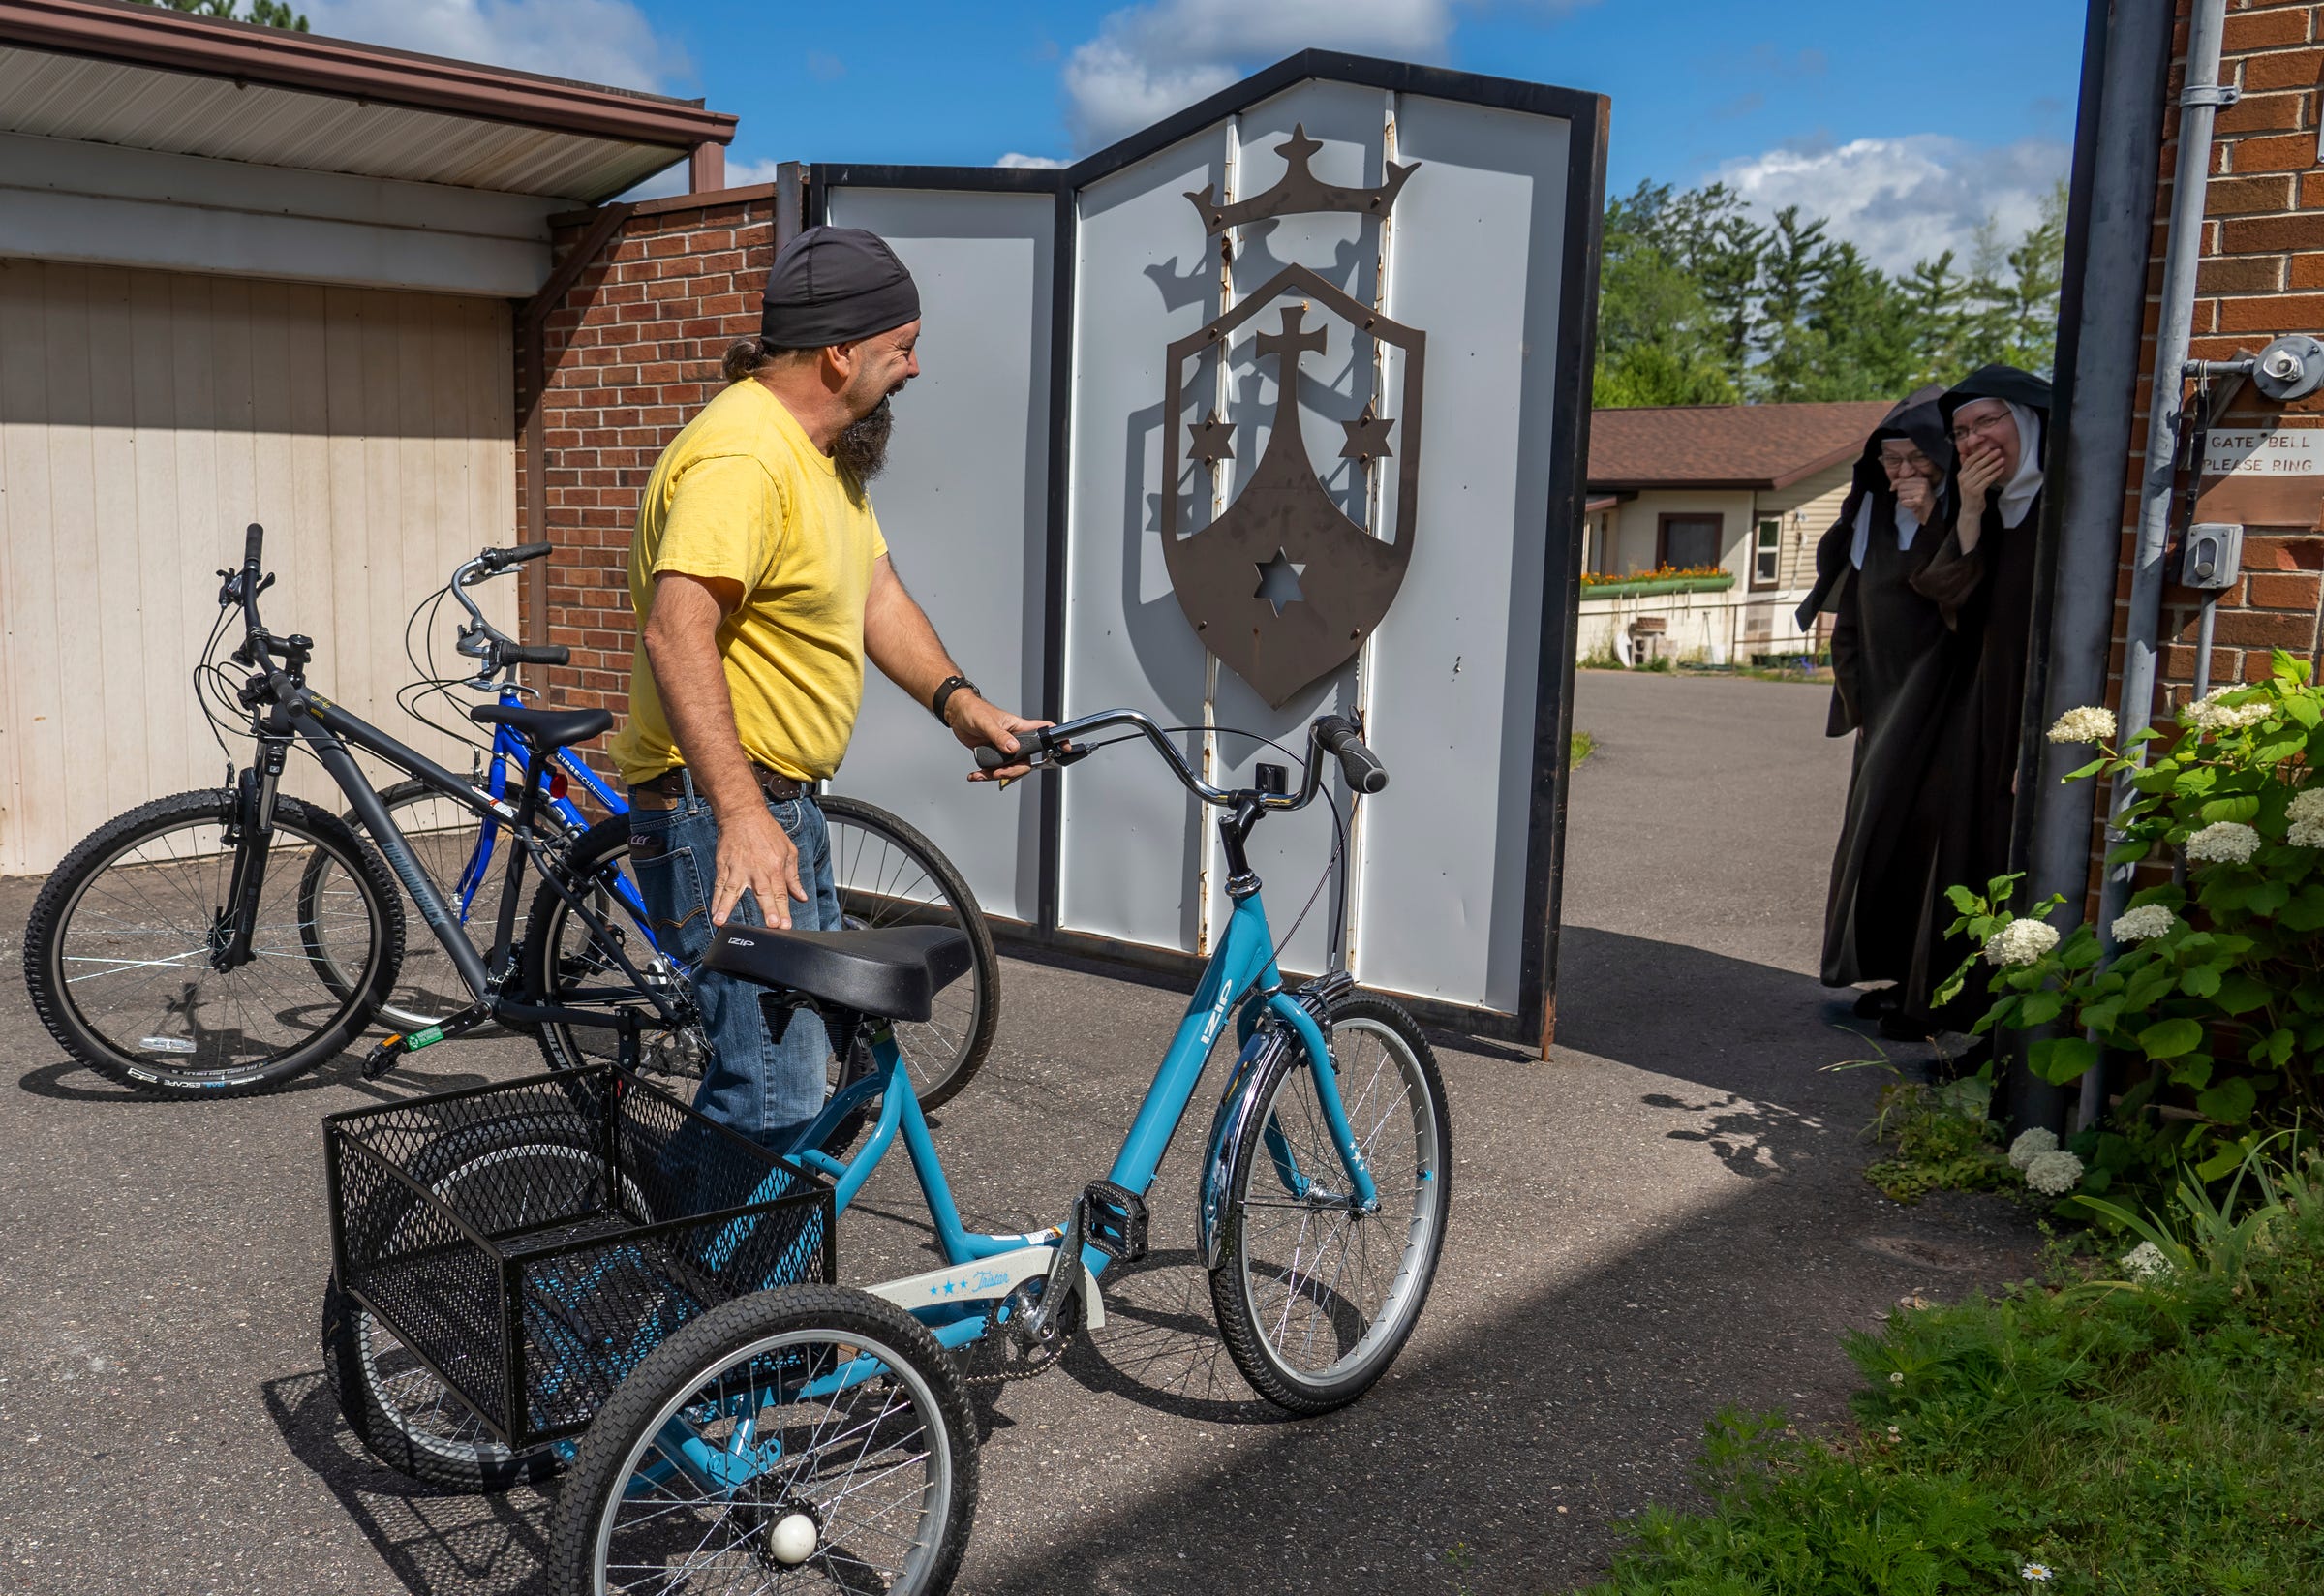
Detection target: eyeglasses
<box><xmin>1878</xmin><ymin>446</ymin><xmax>1926</xmax><ymax>467</ymax></box>
<box><xmin>1949</xmin><ymin>411</ymin><xmax>2014</xmax><ymax>445</ymax></box>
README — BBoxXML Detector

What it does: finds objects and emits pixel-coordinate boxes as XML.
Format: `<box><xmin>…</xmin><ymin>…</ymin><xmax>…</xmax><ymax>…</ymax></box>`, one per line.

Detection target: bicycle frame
<box><xmin>444</xmin><ymin>687</ymin><xmax>652</xmax><ymax>940</ymax></box>
<box><xmin>249</xmin><ymin>684</ymin><xmax>681</xmax><ymax>1044</ymax></box>
<box><xmin>776</xmin><ymin>838</ymin><xmax>1379</xmax><ymax>1355</ymax></box>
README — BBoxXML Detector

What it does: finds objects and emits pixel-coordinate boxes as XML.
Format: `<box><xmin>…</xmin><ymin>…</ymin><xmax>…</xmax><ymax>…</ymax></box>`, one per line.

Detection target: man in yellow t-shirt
<box><xmin>614</xmin><ymin>225</ymin><xmax>1044</xmax><ymax>1151</ymax></box>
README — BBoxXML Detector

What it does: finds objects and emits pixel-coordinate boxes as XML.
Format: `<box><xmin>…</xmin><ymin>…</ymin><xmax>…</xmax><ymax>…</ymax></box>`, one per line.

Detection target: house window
<box><xmin>1657</xmin><ymin>513</ymin><xmax>1722</xmax><ymax>571</ymax></box>
<box><xmin>1750</xmin><ymin>518</ymin><xmax>1782</xmax><ymax>590</ymax></box>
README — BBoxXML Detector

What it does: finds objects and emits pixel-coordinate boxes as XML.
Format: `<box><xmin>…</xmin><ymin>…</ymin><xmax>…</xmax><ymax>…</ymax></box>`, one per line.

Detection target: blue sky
<box><xmin>302</xmin><ymin>0</ymin><xmax>2090</xmax><ymax>273</ymax></box>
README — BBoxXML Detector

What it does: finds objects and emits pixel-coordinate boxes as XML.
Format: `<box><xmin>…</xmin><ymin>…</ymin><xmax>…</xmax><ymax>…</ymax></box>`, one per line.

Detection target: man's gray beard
<box><xmin>835</xmin><ymin>395</ymin><xmax>894</xmax><ymax>491</ymax></box>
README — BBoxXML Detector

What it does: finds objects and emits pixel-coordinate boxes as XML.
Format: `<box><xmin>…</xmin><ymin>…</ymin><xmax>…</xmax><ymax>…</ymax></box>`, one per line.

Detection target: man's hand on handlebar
<box><xmin>944</xmin><ymin>691</ymin><xmax>1055</xmax><ymax>783</ymax></box>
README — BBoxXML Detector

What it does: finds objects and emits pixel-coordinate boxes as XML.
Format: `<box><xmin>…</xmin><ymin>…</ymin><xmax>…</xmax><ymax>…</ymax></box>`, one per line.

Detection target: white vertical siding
<box><xmin>0</xmin><ymin>260</ymin><xmax>517</xmax><ymax>875</ymax></box>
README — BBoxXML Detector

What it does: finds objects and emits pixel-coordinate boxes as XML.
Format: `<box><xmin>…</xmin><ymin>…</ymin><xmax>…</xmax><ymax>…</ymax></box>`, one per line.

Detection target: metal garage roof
<box><xmin>0</xmin><ymin>0</ymin><xmax>735</xmax><ymax>203</ymax></box>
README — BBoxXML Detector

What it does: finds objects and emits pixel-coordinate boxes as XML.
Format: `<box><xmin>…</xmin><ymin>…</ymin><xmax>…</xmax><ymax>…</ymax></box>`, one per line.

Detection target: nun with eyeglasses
<box><xmin>1799</xmin><ymin>385</ymin><xmax>1960</xmax><ymax>1028</ymax></box>
<box><xmin>1897</xmin><ymin>363</ymin><xmax>2054</xmax><ymax>1043</ymax></box>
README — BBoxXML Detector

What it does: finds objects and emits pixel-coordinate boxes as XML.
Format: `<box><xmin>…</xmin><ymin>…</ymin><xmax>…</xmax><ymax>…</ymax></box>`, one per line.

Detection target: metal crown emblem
<box><xmin>1183</xmin><ymin>124</ymin><xmax>1419</xmax><ymax>235</ymax></box>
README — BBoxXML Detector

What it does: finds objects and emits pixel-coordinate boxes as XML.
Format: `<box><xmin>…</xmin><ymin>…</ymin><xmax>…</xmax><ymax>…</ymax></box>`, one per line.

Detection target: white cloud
<box><xmin>995</xmin><ymin>152</ymin><xmax>1069</xmax><ymax>169</ymax></box>
<box><xmin>725</xmin><ymin>157</ymin><xmax>791</xmax><ymax>186</ymax></box>
<box><xmin>1062</xmin><ymin>0</ymin><xmax>1456</xmax><ymax>151</ymax></box>
<box><xmin>305</xmin><ymin>0</ymin><xmax>688</xmax><ymax>95</ymax></box>
<box><xmin>1711</xmin><ymin>134</ymin><xmax>2069</xmax><ymax>275</ymax></box>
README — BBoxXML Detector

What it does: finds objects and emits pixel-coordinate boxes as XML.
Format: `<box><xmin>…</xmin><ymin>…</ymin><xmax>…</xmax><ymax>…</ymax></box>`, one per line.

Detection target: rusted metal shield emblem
<box><xmin>1158</xmin><ymin>130</ymin><xmax>1425</xmax><ymax>708</ymax></box>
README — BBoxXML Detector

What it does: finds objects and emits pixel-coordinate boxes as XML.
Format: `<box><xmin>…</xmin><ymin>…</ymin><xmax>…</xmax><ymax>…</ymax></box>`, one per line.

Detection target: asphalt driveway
<box><xmin>0</xmin><ymin>667</ymin><xmax>2039</xmax><ymax>1595</ymax></box>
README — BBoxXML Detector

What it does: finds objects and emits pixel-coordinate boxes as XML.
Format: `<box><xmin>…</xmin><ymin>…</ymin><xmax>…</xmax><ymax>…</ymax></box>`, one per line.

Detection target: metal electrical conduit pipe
<box><xmin>2084</xmin><ymin>0</ymin><xmax>2234</xmax><ymax>1132</ymax></box>
<box><xmin>2012</xmin><ymin>0</ymin><xmax>2175</xmax><ymax>1136</ymax></box>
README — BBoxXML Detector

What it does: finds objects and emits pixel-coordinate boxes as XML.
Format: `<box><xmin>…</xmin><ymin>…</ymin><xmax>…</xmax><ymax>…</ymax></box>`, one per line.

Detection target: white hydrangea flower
<box><xmin>2287</xmin><ymin>785</ymin><xmax>2324</xmax><ymax>826</ymax></box>
<box><xmin>2007</xmin><ymin>1127</ymin><xmax>2060</xmax><ymax>1171</ymax></box>
<box><xmin>2292</xmin><ymin>817</ymin><xmax>2324</xmax><ymax>850</ymax></box>
<box><xmin>2186</xmin><ymin>820</ymin><xmax>2261</xmax><ymax>865</ymax></box>
<box><xmin>2110</xmin><ymin>904</ymin><xmax>2177</xmax><ymax>942</ymax></box>
<box><xmin>2121</xmin><ymin>1241</ymin><xmax>2173</xmax><ymax>1281</ymax></box>
<box><xmin>1984</xmin><ymin>918</ymin><xmax>2060</xmax><ymax>967</ymax></box>
<box><xmin>2181</xmin><ymin>688</ymin><xmax>2272</xmax><ymax>734</ymax></box>
<box><xmin>2046</xmin><ymin>706</ymin><xmax>2117</xmax><ymax>745</ymax></box>
<box><xmin>2025</xmin><ymin>1149</ymin><xmax>2086</xmax><ymax>1196</ymax></box>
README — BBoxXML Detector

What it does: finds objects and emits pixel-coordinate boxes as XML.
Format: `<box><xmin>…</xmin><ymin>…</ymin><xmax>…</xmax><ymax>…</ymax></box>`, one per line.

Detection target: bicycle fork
<box><xmin>212</xmin><ymin>734</ymin><xmax>291</xmax><ymax>972</ymax></box>
<box><xmin>1195</xmin><ymin>971</ymin><xmax>1378</xmax><ymax>1270</ymax></box>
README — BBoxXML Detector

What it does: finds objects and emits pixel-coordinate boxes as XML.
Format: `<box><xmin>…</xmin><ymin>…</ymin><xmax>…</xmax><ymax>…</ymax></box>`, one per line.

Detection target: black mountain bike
<box><xmin>21</xmin><ymin>527</ymin><xmax>698</xmax><ymax>1096</ymax></box>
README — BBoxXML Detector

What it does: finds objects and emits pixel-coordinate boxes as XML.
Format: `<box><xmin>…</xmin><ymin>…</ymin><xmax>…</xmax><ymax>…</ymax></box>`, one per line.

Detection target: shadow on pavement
<box><xmin>262</xmin><ymin>1370</ymin><xmax>551</xmax><ymax>1596</ymax></box>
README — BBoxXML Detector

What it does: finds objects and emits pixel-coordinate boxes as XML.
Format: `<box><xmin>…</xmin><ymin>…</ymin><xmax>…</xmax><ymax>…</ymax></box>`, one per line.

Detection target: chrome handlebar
<box><xmin>975</xmin><ymin>709</ymin><xmax>1387</xmax><ymax>808</ymax></box>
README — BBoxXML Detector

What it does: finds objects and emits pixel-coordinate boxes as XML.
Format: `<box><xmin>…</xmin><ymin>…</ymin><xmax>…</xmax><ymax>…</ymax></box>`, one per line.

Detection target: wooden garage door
<box><xmin>0</xmin><ymin>261</ymin><xmax>519</xmax><ymax>875</ymax></box>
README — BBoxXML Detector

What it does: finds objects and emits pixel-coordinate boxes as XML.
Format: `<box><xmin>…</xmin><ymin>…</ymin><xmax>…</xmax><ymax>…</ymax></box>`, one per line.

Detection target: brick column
<box><xmin>516</xmin><ymin>186</ymin><xmax>787</xmax><ymax>774</ymax></box>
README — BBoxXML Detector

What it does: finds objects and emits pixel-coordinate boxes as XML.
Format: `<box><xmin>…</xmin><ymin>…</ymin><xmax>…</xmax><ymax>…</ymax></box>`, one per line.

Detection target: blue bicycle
<box><xmin>532</xmin><ymin>708</ymin><xmax>1452</xmax><ymax>1589</ymax></box>
<box><xmin>303</xmin><ymin>546</ymin><xmax>1000</xmax><ymax>1109</ymax></box>
<box><xmin>318</xmin><ymin>699</ymin><xmax>1449</xmax><ymax>1594</ymax></box>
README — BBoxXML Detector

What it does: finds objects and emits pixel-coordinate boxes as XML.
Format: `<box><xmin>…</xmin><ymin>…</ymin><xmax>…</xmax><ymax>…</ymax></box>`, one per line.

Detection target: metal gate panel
<box><xmin>817</xmin><ymin>175</ymin><xmax>1055</xmax><ymax>926</ymax></box>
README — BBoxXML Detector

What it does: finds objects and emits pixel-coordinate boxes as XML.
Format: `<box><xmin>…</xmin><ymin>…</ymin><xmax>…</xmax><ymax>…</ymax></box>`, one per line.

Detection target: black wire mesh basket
<box><xmin>324</xmin><ymin>1065</ymin><xmax>834</xmax><ymax>1448</ymax></box>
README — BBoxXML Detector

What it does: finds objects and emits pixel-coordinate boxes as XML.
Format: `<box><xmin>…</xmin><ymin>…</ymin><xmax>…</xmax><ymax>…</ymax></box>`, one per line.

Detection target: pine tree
<box><xmin>1900</xmin><ymin>251</ymin><xmax>1969</xmax><ymax>386</ymax></box>
<box><xmin>1803</xmin><ymin>243</ymin><xmax>1916</xmax><ymax>400</ymax></box>
<box><xmin>1748</xmin><ymin>206</ymin><xmax>1830</xmax><ymax>401</ymax></box>
<box><xmin>129</xmin><ymin>1</ymin><xmax>310</xmax><ymax>30</ymax></box>
<box><xmin>1594</xmin><ymin>182</ymin><xmax>1738</xmax><ymax>406</ymax></box>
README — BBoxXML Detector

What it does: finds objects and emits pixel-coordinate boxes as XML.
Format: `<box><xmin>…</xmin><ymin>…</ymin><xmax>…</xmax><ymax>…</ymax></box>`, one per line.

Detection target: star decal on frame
<box><xmin>1338</xmin><ymin>405</ymin><xmax>1395</xmax><ymax>462</ymax></box>
<box><xmin>1189</xmin><ymin>411</ymin><xmax>1235</xmax><ymax>465</ymax></box>
<box><xmin>1254</xmin><ymin>548</ymin><xmax>1307</xmax><ymax>617</ymax></box>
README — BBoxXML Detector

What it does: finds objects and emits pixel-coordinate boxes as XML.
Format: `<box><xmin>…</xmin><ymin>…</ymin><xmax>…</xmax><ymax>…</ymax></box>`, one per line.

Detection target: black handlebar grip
<box><xmin>243</xmin><ymin>522</ymin><xmax>265</xmax><ymax>570</ymax></box>
<box><xmin>974</xmin><ymin>744</ymin><xmax>1012</xmax><ymax>772</ymax></box>
<box><xmin>502</xmin><ymin>642</ymin><xmax>569</xmax><ymax>667</ymax></box>
<box><xmin>507</xmin><ymin>540</ymin><xmax>555</xmax><ymax>564</ymax></box>
<box><xmin>1316</xmin><ymin>716</ymin><xmax>1390</xmax><ymax>795</ymax></box>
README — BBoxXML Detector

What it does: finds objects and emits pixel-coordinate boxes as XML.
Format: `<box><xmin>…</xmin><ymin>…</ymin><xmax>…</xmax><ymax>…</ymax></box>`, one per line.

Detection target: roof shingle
<box><xmin>1588</xmin><ymin>401</ymin><xmax>1894</xmax><ymax>492</ymax></box>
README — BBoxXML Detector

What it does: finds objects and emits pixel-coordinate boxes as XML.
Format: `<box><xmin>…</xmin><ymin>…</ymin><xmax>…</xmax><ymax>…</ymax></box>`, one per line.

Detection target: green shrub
<box><xmin>1940</xmin><ymin>653</ymin><xmax>2324</xmax><ymax>1208</ymax></box>
<box><xmin>1861</xmin><ymin>1073</ymin><xmax>2012</xmax><ymax>1204</ymax></box>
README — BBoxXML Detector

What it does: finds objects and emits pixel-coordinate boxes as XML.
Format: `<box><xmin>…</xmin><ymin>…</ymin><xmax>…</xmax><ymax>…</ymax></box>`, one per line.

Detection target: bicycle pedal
<box><xmin>1082</xmin><ymin>1180</ymin><xmax>1148</xmax><ymax>1264</ymax></box>
<box><xmin>360</xmin><ymin>1035</ymin><xmax>409</xmax><ymax>1080</ymax></box>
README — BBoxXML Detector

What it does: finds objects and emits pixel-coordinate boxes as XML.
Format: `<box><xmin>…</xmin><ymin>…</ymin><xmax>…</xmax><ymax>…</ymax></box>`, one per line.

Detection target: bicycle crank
<box><xmin>970</xmin><ymin>1278</ymin><xmax>1078</xmax><ymax>1386</ymax></box>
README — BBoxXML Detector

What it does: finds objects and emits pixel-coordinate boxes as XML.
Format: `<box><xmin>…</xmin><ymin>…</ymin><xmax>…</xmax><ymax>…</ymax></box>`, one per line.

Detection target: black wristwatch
<box><xmin>931</xmin><ymin>674</ymin><xmax>977</xmax><ymax>723</ymax></box>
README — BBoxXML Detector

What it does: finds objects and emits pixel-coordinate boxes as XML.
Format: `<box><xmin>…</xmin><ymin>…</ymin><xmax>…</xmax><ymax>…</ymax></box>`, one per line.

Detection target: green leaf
<box><xmin>2078</xmin><ymin>998</ymin><xmax>2124</xmax><ymax>1035</ymax></box>
<box><xmin>2274</xmin><ymin>648</ymin><xmax>2309</xmax><ymax>685</ymax></box>
<box><xmin>2126</xmin><ymin>964</ymin><xmax>2179</xmax><ymax>1009</ymax></box>
<box><xmin>2139</xmin><ymin>1016</ymin><xmax>2206</xmax><ymax>1059</ymax></box>
<box><xmin>2288</xmin><ymin>696</ymin><xmax>2323</xmax><ymax>729</ymax></box>
<box><xmin>2246</xmin><ymin>879</ymin><xmax>2291</xmax><ymax>914</ymax></box>
<box><xmin>2257</xmin><ymin>732</ymin><xmax>2305</xmax><ymax>763</ymax></box>
<box><xmin>2196</xmin><ymin>1077</ymin><xmax>2258</xmax><ymax>1125</ymax></box>
<box><xmin>1944</xmin><ymin>884</ymin><xmax>1984</xmax><ymax>915</ymax></box>
<box><xmin>2278</xmin><ymin>886</ymin><xmax>2324</xmax><ymax>932</ymax></box>
<box><xmin>2248</xmin><ymin>1028</ymin><xmax>2296</xmax><ymax>1069</ymax></box>
<box><xmin>2062</xmin><ymin>757</ymin><xmax>2107</xmax><ymax>781</ymax></box>
<box><xmin>2060</xmin><ymin>936</ymin><xmax>2103</xmax><ymax>970</ymax></box>
<box><xmin>2200</xmin><ymin>795</ymin><xmax>2262</xmax><ymax>824</ymax></box>
<box><xmin>2029</xmin><ymin>1035</ymin><xmax>2100</xmax><ymax>1084</ymax></box>
<box><xmin>2106</xmin><ymin>839</ymin><xmax>2154</xmax><ymax>867</ymax></box>
<box><xmin>2167</xmin><ymin>1053</ymin><xmax>2214</xmax><ymax>1090</ymax></box>
<box><xmin>2194</xmin><ymin>1141</ymin><xmax>2248</xmax><ymax>1181</ymax></box>
<box><xmin>2016</xmin><ymin>990</ymin><xmax>2065</xmax><ymax>1027</ymax></box>
<box><xmin>2215</xmin><ymin>972</ymin><xmax>2273</xmax><ymax>1016</ymax></box>
<box><xmin>2179</xmin><ymin>963</ymin><xmax>2223</xmax><ymax>998</ymax></box>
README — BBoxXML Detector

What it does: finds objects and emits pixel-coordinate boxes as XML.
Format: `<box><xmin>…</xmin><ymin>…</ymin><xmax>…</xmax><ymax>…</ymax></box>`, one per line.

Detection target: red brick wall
<box><xmin>2144</xmin><ymin>0</ymin><xmax>2324</xmax><ymax>698</ymax></box>
<box><xmin>516</xmin><ymin>185</ymin><xmax>789</xmax><ymax>773</ymax></box>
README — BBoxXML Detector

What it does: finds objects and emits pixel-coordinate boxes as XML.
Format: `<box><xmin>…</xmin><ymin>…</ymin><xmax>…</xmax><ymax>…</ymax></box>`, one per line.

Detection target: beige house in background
<box><xmin>1579</xmin><ymin>400</ymin><xmax>1891</xmax><ymax>666</ymax></box>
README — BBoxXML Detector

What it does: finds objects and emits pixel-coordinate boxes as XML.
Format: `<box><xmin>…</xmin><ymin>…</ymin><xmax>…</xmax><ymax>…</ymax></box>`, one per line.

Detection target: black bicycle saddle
<box><xmin>704</xmin><ymin>924</ymin><xmax>972</xmax><ymax>1023</ymax></box>
<box><xmin>469</xmin><ymin>702</ymin><xmax>613</xmax><ymax>750</ymax></box>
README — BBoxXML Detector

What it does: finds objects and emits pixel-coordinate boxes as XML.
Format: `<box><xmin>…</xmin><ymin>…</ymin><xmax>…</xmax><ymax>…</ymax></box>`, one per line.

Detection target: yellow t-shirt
<box><xmin>611</xmin><ymin>380</ymin><xmax>889</xmax><ymax>784</ymax></box>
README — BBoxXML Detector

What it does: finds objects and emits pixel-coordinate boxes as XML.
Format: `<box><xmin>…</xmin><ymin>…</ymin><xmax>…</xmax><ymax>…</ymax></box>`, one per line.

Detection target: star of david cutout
<box><xmin>1254</xmin><ymin>549</ymin><xmax>1307</xmax><ymax>616</ymax></box>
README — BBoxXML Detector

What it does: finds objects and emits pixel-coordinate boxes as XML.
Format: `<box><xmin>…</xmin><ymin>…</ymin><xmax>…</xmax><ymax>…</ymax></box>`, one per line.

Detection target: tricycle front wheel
<box><xmin>546</xmin><ymin>1285</ymin><xmax>977</xmax><ymax>1595</ymax></box>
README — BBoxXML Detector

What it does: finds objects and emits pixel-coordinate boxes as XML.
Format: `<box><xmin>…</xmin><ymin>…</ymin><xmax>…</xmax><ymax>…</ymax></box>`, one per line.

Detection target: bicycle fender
<box><xmin>1198</xmin><ymin>1026</ymin><xmax>1288</xmax><ymax>1271</ymax></box>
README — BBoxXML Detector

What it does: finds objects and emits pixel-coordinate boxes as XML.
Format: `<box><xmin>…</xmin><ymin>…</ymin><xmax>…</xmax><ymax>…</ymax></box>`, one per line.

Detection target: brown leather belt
<box><xmin>628</xmin><ymin>763</ymin><xmax>810</xmax><ymax>807</ymax></box>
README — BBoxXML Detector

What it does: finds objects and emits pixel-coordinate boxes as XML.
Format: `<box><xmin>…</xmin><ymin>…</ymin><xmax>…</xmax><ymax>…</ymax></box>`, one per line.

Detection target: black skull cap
<box><xmin>759</xmin><ymin>225</ymin><xmax>920</xmax><ymax>349</ymax></box>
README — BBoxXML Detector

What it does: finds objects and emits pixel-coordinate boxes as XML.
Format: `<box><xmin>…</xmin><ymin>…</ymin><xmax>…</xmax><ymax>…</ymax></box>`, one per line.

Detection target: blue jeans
<box><xmin>627</xmin><ymin>783</ymin><xmax>841</xmax><ymax>1151</ymax></box>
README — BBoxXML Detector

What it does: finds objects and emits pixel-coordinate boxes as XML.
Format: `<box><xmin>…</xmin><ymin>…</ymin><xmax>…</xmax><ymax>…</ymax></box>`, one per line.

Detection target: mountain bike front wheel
<box><xmin>544</xmin><ymin>1286</ymin><xmax>977</xmax><ymax>1596</ymax></box>
<box><xmin>1209</xmin><ymin>993</ymin><xmax>1452</xmax><ymax>1415</ymax></box>
<box><xmin>22</xmin><ymin>789</ymin><xmax>405</xmax><ymax>1096</ymax></box>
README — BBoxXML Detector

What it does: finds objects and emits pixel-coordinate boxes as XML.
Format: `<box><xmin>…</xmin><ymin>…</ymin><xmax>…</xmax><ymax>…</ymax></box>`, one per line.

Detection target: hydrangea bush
<box><xmin>1940</xmin><ymin>652</ymin><xmax>2324</xmax><ymax>1204</ymax></box>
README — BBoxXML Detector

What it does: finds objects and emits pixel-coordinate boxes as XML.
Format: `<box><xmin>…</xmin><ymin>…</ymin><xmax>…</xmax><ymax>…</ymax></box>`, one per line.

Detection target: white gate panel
<box><xmin>819</xmin><ymin>182</ymin><xmax>1054</xmax><ymax>926</ymax></box>
<box><xmin>1056</xmin><ymin>132</ymin><xmax>1232</xmax><ymax>955</ymax></box>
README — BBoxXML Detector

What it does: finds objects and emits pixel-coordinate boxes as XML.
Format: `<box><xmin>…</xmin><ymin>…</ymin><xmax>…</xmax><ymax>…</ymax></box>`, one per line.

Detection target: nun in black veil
<box><xmin>1799</xmin><ymin>386</ymin><xmax>1958</xmax><ymax>1018</ymax></box>
<box><xmin>1900</xmin><ymin>363</ymin><xmax>2054</xmax><ymax>1035</ymax></box>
